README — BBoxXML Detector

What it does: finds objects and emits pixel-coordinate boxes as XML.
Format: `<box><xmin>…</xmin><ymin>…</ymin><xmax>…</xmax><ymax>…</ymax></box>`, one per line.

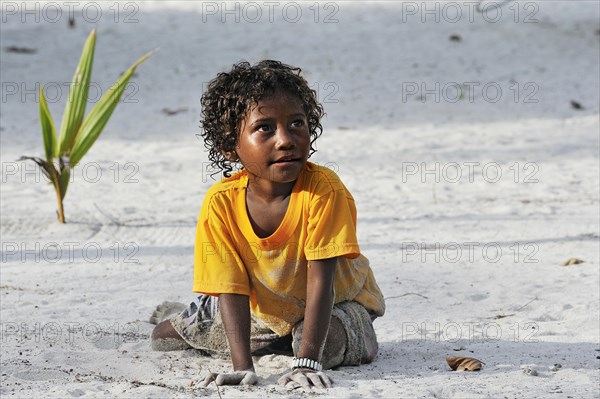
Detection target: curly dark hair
<box><xmin>199</xmin><ymin>60</ymin><xmax>325</xmax><ymax>177</ymax></box>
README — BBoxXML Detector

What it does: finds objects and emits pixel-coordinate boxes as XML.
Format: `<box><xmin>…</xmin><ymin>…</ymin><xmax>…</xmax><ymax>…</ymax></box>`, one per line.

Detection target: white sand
<box><xmin>1</xmin><ymin>1</ymin><xmax>599</xmax><ymax>397</ymax></box>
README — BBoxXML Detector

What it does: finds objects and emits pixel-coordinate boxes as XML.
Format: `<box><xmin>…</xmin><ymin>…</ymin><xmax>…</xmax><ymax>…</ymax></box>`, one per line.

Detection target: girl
<box><xmin>151</xmin><ymin>60</ymin><xmax>385</xmax><ymax>390</ymax></box>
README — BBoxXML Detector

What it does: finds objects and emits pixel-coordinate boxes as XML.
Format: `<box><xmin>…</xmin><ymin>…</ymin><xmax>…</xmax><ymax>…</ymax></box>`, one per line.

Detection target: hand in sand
<box><xmin>277</xmin><ymin>368</ymin><xmax>333</xmax><ymax>390</ymax></box>
<box><xmin>201</xmin><ymin>370</ymin><xmax>258</xmax><ymax>387</ymax></box>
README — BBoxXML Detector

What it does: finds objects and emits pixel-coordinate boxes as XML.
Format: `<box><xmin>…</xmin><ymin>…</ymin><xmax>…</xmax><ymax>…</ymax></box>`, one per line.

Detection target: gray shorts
<box><xmin>169</xmin><ymin>295</ymin><xmax>379</xmax><ymax>369</ymax></box>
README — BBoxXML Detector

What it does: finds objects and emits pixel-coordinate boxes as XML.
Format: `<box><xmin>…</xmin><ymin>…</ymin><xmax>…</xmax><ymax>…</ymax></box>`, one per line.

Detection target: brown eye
<box><xmin>257</xmin><ymin>125</ymin><xmax>273</xmax><ymax>132</ymax></box>
<box><xmin>291</xmin><ymin>120</ymin><xmax>306</xmax><ymax>128</ymax></box>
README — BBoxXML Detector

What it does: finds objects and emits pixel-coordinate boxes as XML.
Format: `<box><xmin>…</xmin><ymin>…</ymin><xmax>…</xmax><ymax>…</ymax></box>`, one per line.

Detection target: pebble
<box><xmin>522</xmin><ymin>366</ymin><xmax>538</xmax><ymax>376</ymax></box>
<box><xmin>549</xmin><ymin>363</ymin><xmax>562</xmax><ymax>372</ymax></box>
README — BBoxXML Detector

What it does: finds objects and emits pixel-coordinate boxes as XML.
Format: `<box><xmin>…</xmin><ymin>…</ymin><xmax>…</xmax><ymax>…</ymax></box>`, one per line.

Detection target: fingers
<box><xmin>285</xmin><ymin>380</ymin><xmax>302</xmax><ymax>389</ymax></box>
<box><xmin>279</xmin><ymin>370</ymin><xmax>334</xmax><ymax>390</ymax></box>
<box><xmin>290</xmin><ymin>372</ymin><xmax>312</xmax><ymax>390</ymax></box>
<box><xmin>240</xmin><ymin>371</ymin><xmax>258</xmax><ymax>385</ymax></box>
<box><xmin>307</xmin><ymin>373</ymin><xmax>325</xmax><ymax>389</ymax></box>
<box><xmin>205</xmin><ymin>370</ymin><xmax>331</xmax><ymax>390</ymax></box>
<box><xmin>278</xmin><ymin>373</ymin><xmax>303</xmax><ymax>390</ymax></box>
<box><xmin>278</xmin><ymin>372</ymin><xmax>302</xmax><ymax>389</ymax></box>
<box><xmin>277</xmin><ymin>374</ymin><xmax>291</xmax><ymax>386</ymax></box>
<box><xmin>200</xmin><ymin>372</ymin><xmax>218</xmax><ymax>388</ymax></box>
<box><xmin>300</xmin><ymin>371</ymin><xmax>333</xmax><ymax>389</ymax></box>
<box><xmin>215</xmin><ymin>373</ymin><xmax>244</xmax><ymax>386</ymax></box>
<box><xmin>317</xmin><ymin>371</ymin><xmax>333</xmax><ymax>388</ymax></box>
<box><xmin>204</xmin><ymin>371</ymin><xmax>258</xmax><ymax>386</ymax></box>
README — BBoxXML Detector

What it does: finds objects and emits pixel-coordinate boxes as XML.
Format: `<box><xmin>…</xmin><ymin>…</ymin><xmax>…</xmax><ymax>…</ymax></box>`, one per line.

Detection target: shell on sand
<box><xmin>446</xmin><ymin>356</ymin><xmax>482</xmax><ymax>371</ymax></box>
<box><xmin>561</xmin><ymin>258</ymin><xmax>585</xmax><ymax>266</ymax></box>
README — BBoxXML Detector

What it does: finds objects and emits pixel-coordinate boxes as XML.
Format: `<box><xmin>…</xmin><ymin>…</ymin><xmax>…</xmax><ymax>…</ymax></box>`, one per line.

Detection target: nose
<box><xmin>274</xmin><ymin>125</ymin><xmax>295</xmax><ymax>150</ymax></box>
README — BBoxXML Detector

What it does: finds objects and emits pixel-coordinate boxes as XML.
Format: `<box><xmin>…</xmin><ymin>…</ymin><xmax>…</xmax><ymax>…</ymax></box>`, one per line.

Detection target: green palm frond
<box><xmin>56</xmin><ymin>30</ymin><xmax>96</xmax><ymax>157</ymax></box>
<box><xmin>39</xmin><ymin>86</ymin><xmax>57</xmax><ymax>163</ymax></box>
<box><xmin>20</xmin><ymin>29</ymin><xmax>154</xmax><ymax>223</ymax></box>
<box><xmin>69</xmin><ymin>50</ymin><xmax>155</xmax><ymax>167</ymax></box>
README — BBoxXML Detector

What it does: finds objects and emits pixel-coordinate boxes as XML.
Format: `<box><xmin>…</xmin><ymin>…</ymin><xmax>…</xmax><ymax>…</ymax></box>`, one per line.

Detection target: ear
<box><xmin>222</xmin><ymin>150</ymin><xmax>239</xmax><ymax>162</ymax></box>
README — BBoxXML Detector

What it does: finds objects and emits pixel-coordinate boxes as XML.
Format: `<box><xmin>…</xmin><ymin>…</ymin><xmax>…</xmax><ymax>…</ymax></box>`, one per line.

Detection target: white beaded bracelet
<box><xmin>291</xmin><ymin>357</ymin><xmax>323</xmax><ymax>372</ymax></box>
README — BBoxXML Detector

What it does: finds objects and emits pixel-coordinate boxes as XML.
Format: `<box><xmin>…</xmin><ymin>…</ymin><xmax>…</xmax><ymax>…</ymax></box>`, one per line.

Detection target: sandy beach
<box><xmin>1</xmin><ymin>1</ymin><xmax>599</xmax><ymax>397</ymax></box>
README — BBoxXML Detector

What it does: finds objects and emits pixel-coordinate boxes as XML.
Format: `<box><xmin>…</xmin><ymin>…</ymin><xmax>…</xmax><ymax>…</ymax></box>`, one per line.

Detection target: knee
<box><xmin>291</xmin><ymin>317</ymin><xmax>347</xmax><ymax>370</ymax></box>
<box><xmin>361</xmin><ymin>320</ymin><xmax>378</xmax><ymax>364</ymax></box>
<box><xmin>322</xmin><ymin>316</ymin><xmax>347</xmax><ymax>369</ymax></box>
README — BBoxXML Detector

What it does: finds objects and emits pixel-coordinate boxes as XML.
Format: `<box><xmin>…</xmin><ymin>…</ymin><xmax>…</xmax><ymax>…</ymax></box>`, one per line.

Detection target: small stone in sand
<box><xmin>522</xmin><ymin>366</ymin><xmax>538</xmax><ymax>376</ymax></box>
<box><xmin>549</xmin><ymin>364</ymin><xmax>562</xmax><ymax>372</ymax></box>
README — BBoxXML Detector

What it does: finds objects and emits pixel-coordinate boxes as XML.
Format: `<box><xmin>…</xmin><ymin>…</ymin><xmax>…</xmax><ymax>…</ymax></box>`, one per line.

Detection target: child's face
<box><xmin>233</xmin><ymin>92</ymin><xmax>310</xmax><ymax>186</ymax></box>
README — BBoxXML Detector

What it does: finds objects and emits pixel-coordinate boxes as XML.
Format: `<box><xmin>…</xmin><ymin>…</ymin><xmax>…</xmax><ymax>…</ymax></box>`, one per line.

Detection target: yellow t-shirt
<box><xmin>193</xmin><ymin>162</ymin><xmax>385</xmax><ymax>336</ymax></box>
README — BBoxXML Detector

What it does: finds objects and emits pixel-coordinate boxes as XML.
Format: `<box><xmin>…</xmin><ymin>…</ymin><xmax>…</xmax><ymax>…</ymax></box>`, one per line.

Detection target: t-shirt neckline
<box><xmin>236</xmin><ymin>166</ymin><xmax>305</xmax><ymax>248</ymax></box>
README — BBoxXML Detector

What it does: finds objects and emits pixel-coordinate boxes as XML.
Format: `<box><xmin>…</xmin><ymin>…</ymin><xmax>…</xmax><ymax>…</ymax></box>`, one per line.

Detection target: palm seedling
<box><xmin>21</xmin><ymin>30</ymin><xmax>154</xmax><ymax>223</ymax></box>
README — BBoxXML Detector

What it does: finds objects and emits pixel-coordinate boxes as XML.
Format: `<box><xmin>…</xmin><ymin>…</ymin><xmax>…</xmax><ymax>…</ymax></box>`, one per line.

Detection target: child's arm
<box><xmin>298</xmin><ymin>257</ymin><xmax>336</xmax><ymax>360</ymax></box>
<box><xmin>201</xmin><ymin>293</ymin><xmax>257</xmax><ymax>386</ymax></box>
<box><xmin>220</xmin><ymin>293</ymin><xmax>254</xmax><ymax>370</ymax></box>
<box><xmin>279</xmin><ymin>257</ymin><xmax>337</xmax><ymax>389</ymax></box>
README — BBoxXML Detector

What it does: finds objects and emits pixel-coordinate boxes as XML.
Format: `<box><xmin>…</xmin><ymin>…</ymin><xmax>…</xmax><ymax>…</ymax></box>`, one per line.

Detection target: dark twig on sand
<box><xmin>208</xmin><ymin>369</ymin><xmax>223</xmax><ymax>399</ymax></box>
<box><xmin>489</xmin><ymin>296</ymin><xmax>538</xmax><ymax>319</ymax></box>
<box><xmin>385</xmin><ymin>292</ymin><xmax>429</xmax><ymax>300</ymax></box>
<box><xmin>515</xmin><ymin>296</ymin><xmax>538</xmax><ymax>311</ymax></box>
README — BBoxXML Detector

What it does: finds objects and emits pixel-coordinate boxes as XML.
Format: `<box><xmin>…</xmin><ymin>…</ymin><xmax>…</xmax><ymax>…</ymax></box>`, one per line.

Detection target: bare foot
<box><xmin>150</xmin><ymin>319</ymin><xmax>192</xmax><ymax>351</ymax></box>
<box><xmin>149</xmin><ymin>301</ymin><xmax>186</xmax><ymax>325</ymax></box>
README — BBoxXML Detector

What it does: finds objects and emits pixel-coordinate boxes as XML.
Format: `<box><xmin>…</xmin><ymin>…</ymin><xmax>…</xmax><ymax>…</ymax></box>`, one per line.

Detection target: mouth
<box><xmin>271</xmin><ymin>156</ymin><xmax>302</xmax><ymax>165</ymax></box>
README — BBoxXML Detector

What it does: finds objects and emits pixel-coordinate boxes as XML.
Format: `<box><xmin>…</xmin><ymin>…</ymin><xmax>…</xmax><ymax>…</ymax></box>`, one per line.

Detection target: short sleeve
<box><xmin>193</xmin><ymin>196</ymin><xmax>250</xmax><ymax>296</ymax></box>
<box><xmin>304</xmin><ymin>185</ymin><xmax>360</xmax><ymax>261</ymax></box>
